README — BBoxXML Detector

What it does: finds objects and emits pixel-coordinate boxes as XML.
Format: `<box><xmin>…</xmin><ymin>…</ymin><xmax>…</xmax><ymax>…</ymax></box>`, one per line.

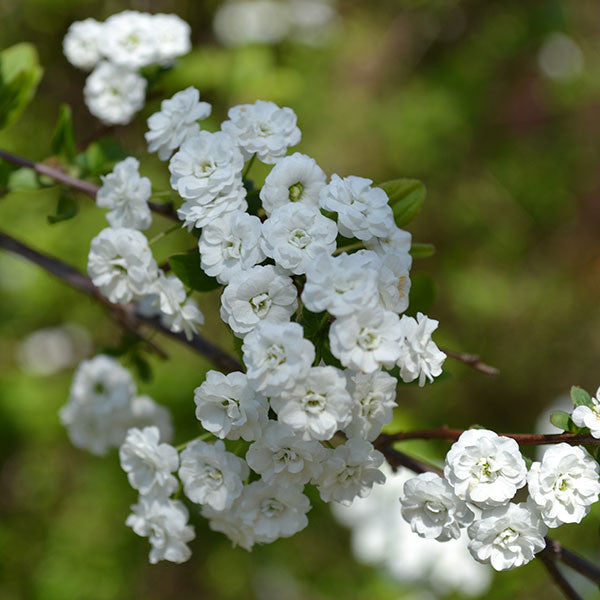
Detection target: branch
<box><xmin>441</xmin><ymin>346</ymin><xmax>500</xmax><ymax>376</ymax></box>
<box><xmin>0</xmin><ymin>148</ymin><xmax>179</xmax><ymax>221</ymax></box>
<box><xmin>538</xmin><ymin>545</ymin><xmax>583</xmax><ymax>600</ymax></box>
<box><xmin>0</xmin><ymin>230</ymin><xmax>243</xmax><ymax>374</ymax></box>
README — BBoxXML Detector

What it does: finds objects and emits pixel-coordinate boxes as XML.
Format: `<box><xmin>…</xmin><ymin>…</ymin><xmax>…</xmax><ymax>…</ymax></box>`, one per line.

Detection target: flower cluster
<box><xmin>63</xmin><ymin>11</ymin><xmax>191</xmax><ymax>124</ymax></box>
<box><xmin>400</xmin><ymin>428</ymin><xmax>600</xmax><ymax>571</ymax></box>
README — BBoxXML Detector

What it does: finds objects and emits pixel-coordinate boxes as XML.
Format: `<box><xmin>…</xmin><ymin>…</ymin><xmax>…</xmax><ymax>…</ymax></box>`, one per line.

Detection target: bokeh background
<box><xmin>1</xmin><ymin>0</ymin><xmax>600</xmax><ymax>598</ymax></box>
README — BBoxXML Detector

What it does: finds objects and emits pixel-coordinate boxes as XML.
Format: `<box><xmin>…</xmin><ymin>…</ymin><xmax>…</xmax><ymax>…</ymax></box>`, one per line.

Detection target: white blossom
<box><xmin>259</xmin><ymin>152</ymin><xmax>327</xmax><ymax>215</ymax></box>
<box><xmin>316</xmin><ymin>438</ymin><xmax>385</xmax><ymax>505</ymax></box>
<box><xmin>221</xmin><ymin>100</ymin><xmax>301</xmax><ymax>164</ymax></box>
<box><xmin>239</xmin><ymin>480</ymin><xmax>311</xmax><ymax>543</ymax></box>
<box><xmin>343</xmin><ymin>370</ymin><xmax>397</xmax><ymax>441</ymax></box>
<box><xmin>152</xmin><ymin>13</ymin><xmax>192</xmax><ymax>65</ymax></box>
<box><xmin>128</xmin><ymin>395</ymin><xmax>173</xmax><ymax>443</ymax></box>
<box><xmin>527</xmin><ymin>443</ymin><xmax>600</xmax><ymax>527</ymax></box>
<box><xmin>364</xmin><ymin>226</ymin><xmax>412</xmax><ymax>262</ymax></box>
<box><xmin>87</xmin><ymin>227</ymin><xmax>158</xmax><ymax>304</ymax></box>
<box><xmin>400</xmin><ymin>472</ymin><xmax>474</xmax><ymax>542</ymax></box>
<box><xmin>320</xmin><ymin>175</ymin><xmax>394</xmax><ymax>240</ymax></box>
<box><xmin>242</xmin><ymin>321</ymin><xmax>315</xmax><ymax>396</ymax></box>
<box><xmin>444</xmin><ymin>429</ymin><xmax>528</xmax><ymax>507</ymax></box>
<box><xmin>572</xmin><ymin>389</ymin><xmax>600</xmax><ymax>438</ymax></box>
<box><xmin>194</xmin><ymin>371</ymin><xmax>268</xmax><ymax>441</ymax></box>
<box><xmin>201</xmin><ymin>501</ymin><xmax>256</xmax><ymax>550</ymax></box>
<box><xmin>397</xmin><ymin>312</ymin><xmax>446</xmax><ymax>386</ymax></box>
<box><xmin>63</xmin><ymin>18</ymin><xmax>104</xmax><ymax>70</ymax></box>
<box><xmin>103</xmin><ymin>11</ymin><xmax>157</xmax><ymax>69</ymax></box>
<box><xmin>220</xmin><ymin>265</ymin><xmax>297</xmax><ymax>337</ymax></box>
<box><xmin>261</xmin><ymin>203</ymin><xmax>337</xmax><ymax>274</ymax></box>
<box><xmin>146</xmin><ymin>87</ymin><xmax>211</xmax><ymax>161</ymax></box>
<box><xmin>467</xmin><ymin>503</ymin><xmax>547</xmax><ymax>571</ymax></box>
<box><xmin>179</xmin><ymin>439</ymin><xmax>249</xmax><ymax>511</ymax></box>
<box><xmin>119</xmin><ymin>426</ymin><xmax>179</xmax><ymax>496</ymax></box>
<box><xmin>329</xmin><ymin>306</ymin><xmax>403</xmax><ymax>373</ymax></box>
<box><xmin>199</xmin><ymin>211</ymin><xmax>264</xmax><ymax>284</ymax></box>
<box><xmin>96</xmin><ymin>157</ymin><xmax>152</xmax><ymax>230</ymax></box>
<box><xmin>84</xmin><ymin>61</ymin><xmax>147</xmax><ymax>125</ymax></box>
<box><xmin>271</xmin><ymin>366</ymin><xmax>352</xmax><ymax>441</ymax></box>
<box><xmin>126</xmin><ymin>495</ymin><xmax>195</xmax><ymax>564</ymax></box>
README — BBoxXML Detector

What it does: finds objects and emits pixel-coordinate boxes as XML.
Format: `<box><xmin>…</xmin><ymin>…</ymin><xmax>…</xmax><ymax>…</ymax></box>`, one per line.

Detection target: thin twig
<box><xmin>546</xmin><ymin>537</ymin><xmax>600</xmax><ymax>585</ymax></box>
<box><xmin>538</xmin><ymin>545</ymin><xmax>583</xmax><ymax>600</ymax></box>
<box><xmin>441</xmin><ymin>346</ymin><xmax>500</xmax><ymax>376</ymax></box>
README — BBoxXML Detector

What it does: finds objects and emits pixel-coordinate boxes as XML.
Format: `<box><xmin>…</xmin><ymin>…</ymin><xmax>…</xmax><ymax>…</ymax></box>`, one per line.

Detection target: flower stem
<box><xmin>242</xmin><ymin>154</ymin><xmax>257</xmax><ymax>180</ymax></box>
<box><xmin>149</xmin><ymin>223</ymin><xmax>181</xmax><ymax>245</ymax></box>
<box><xmin>175</xmin><ymin>431</ymin><xmax>214</xmax><ymax>452</ymax></box>
<box><xmin>333</xmin><ymin>241</ymin><xmax>364</xmax><ymax>255</ymax></box>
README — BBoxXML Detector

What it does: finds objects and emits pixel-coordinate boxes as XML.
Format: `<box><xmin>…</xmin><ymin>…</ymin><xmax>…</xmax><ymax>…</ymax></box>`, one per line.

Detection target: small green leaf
<box><xmin>8</xmin><ymin>167</ymin><xmax>39</xmax><ymax>190</ymax></box>
<box><xmin>131</xmin><ymin>353</ymin><xmax>153</xmax><ymax>382</ymax></box>
<box><xmin>47</xmin><ymin>194</ymin><xmax>78</xmax><ymax>224</ymax></box>
<box><xmin>82</xmin><ymin>137</ymin><xmax>128</xmax><ymax>175</ymax></box>
<box><xmin>407</xmin><ymin>273</ymin><xmax>436</xmax><ymax>316</ymax></box>
<box><xmin>550</xmin><ymin>410</ymin><xmax>574</xmax><ymax>432</ymax></box>
<box><xmin>571</xmin><ymin>386</ymin><xmax>593</xmax><ymax>408</ymax></box>
<box><xmin>169</xmin><ymin>251</ymin><xmax>221</xmax><ymax>292</ymax></box>
<box><xmin>233</xmin><ymin>335</ymin><xmax>244</xmax><ymax>364</ymax></box>
<box><xmin>50</xmin><ymin>104</ymin><xmax>75</xmax><ymax>162</ymax></box>
<box><xmin>410</xmin><ymin>242</ymin><xmax>435</xmax><ymax>259</ymax></box>
<box><xmin>377</xmin><ymin>178</ymin><xmax>425</xmax><ymax>227</ymax></box>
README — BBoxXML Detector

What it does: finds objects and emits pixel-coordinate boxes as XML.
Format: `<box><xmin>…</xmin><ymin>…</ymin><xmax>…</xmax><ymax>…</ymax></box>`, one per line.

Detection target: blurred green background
<box><xmin>2</xmin><ymin>0</ymin><xmax>600</xmax><ymax>598</ymax></box>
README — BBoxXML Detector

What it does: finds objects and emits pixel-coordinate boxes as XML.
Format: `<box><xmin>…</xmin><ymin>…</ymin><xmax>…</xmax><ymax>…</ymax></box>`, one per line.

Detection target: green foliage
<box><xmin>50</xmin><ymin>104</ymin><xmax>75</xmax><ymax>162</ymax></box>
<box><xmin>130</xmin><ymin>352</ymin><xmax>153</xmax><ymax>382</ymax></box>
<box><xmin>8</xmin><ymin>167</ymin><xmax>39</xmax><ymax>190</ymax></box>
<box><xmin>406</xmin><ymin>273</ymin><xmax>436</xmax><ymax>316</ymax></box>
<box><xmin>47</xmin><ymin>194</ymin><xmax>78</xmax><ymax>224</ymax></box>
<box><xmin>79</xmin><ymin>137</ymin><xmax>128</xmax><ymax>176</ymax></box>
<box><xmin>550</xmin><ymin>410</ymin><xmax>581</xmax><ymax>433</ymax></box>
<box><xmin>409</xmin><ymin>243</ymin><xmax>435</xmax><ymax>259</ymax></box>
<box><xmin>0</xmin><ymin>43</ymin><xmax>42</xmax><ymax>131</ymax></box>
<box><xmin>571</xmin><ymin>386</ymin><xmax>593</xmax><ymax>408</ymax></box>
<box><xmin>377</xmin><ymin>178</ymin><xmax>425</xmax><ymax>227</ymax></box>
<box><xmin>169</xmin><ymin>251</ymin><xmax>221</xmax><ymax>292</ymax></box>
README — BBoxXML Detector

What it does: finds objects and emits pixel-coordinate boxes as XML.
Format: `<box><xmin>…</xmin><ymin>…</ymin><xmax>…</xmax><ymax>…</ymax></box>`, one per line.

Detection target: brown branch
<box><xmin>545</xmin><ymin>537</ymin><xmax>600</xmax><ymax>586</ymax></box>
<box><xmin>0</xmin><ymin>230</ymin><xmax>243</xmax><ymax>374</ymax></box>
<box><xmin>538</xmin><ymin>545</ymin><xmax>583</xmax><ymax>600</ymax></box>
<box><xmin>0</xmin><ymin>148</ymin><xmax>179</xmax><ymax>221</ymax></box>
<box><xmin>441</xmin><ymin>346</ymin><xmax>500</xmax><ymax>376</ymax></box>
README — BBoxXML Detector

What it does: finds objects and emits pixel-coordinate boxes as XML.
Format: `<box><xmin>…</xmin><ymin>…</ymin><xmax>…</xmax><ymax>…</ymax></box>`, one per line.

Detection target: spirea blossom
<box><xmin>103</xmin><ymin>11</ymin><xmax>157</xmax><ymax>69</ymax></box>
<box><xmin>201</xmin><ymin>501</ymin><xmax>255</xmax><ymax>550</ymax></box>
<box><xmin>145</xmin><ymin>87</ymin><xmax>211</xmax><ymax>161</ymax></box>
<box><xmin>271</xmin><ymin>366</ymin><xmax>352</xmax><ymax>440</ymax></box>
<box><xmin>179</xmin><ymin>440</ymin><xmax>249</xmax><ymax>511</ymax></box>
<box><xmin>96</xmin><ymin>157</ymin><xmax>152</xmax><ymax>230</ymax></box>
<box><xmin>259</xmin><ymin>152</ymin><xmax>327</xmax><ymax>215</ymax></box>
<box><xmin>467</xmin><ymin>503</ymin><xmax>547</xmax><ymax>571</ymax></box>
<box><xmin>194</xmin><ymin>371</ymin><xmax>268</xmax><ymax>441</ymax></box>
<box><xmin>527</xmin><ymin>443</ymin><xmax>600</xmax><ymax>527</ymax></box>
<box><xmin>128</xmin><ymin>395</ymin><xmax>173</xmax><ymax>443</ymax></box>
<box><xmin>572</xmin><ymin>389</ymin><xmax>600</xmax><ymax>438</ymax></box>
<box><xmin>87</xmin><ymin>227</ymin><xmax>158</xmax><ymax>304</ymax></box>
<box><xmin>444</xmin><ymin>430</ymin><xmax>527</xmax><ymax>507</ymax></box>
<box><xmin>63</xmin><ymin>18</ymin><xmax>104</xmax><ymax>70</ymax></box>
<box><xmin>400</xmin><ymin>472</ymin><xmax>474</xmax><ymax>542</ymax></box>
<box><xmin>119</xmin><ymin>426</ymin><xmax>179</xmax><ymax>496</ymax></box>
<box><xmin>221</xmin><ymin>100</ymin><xmax>301</xmax><ymax>164</ymax></box>
<box><xmin>261</xmin><ymin>203</ymin><xmax>338</xmax><ymax>274</ymax></box>
<box><xmin>364</xmin><ymin>225</ymin><xmax>412</xmax><ymax>261</ymax></box>
<box><xmin>152</xmin><ymin>13</ymin><xmax>192</xmax><ymax>65</ymax></box>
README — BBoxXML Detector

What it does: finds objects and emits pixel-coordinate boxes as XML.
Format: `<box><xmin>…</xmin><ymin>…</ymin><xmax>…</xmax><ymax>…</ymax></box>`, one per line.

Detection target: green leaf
<box><xmin>82</xmin><ymin>137</ymin><xmax>128</xmax><ymax>176</ymax></box>
<box><xmin>550</xmin><ymin>410</ymin><xmax>576</xmax><ymax>432</ymax></box>
<box><xmin>571</xmin><ymin>386</ymin><xmax>593</xmax><ymax>408</ymax></box>
<box><xmin>233</xmin><ymin>335</ymin><xmax>244</xmax><ymax>364</ymax></box>
<box><xmin>8</xmin><ymin>167</ymin><xmax>39</xmax><ymax>190</ymax></box>
<box><xmin>0</xmin><ymin>43</ymin><xmax>43</xmax><ymax>131</ymax></box>
<box><xmin>377</xmin><ymin>178</ymin><xmax>425</xmax><ymax>227</ymax></box>
<box><xmin>407</xmin><ymin>273</ymin><xmax>436</xmax><ymax>316</ymax></box>
<box><xmin>47</xmin><ymin>194</ymin><xmax>78</xmax><ymax>224</ymax></box>
<box><xmin>131</xmin><ymin>353</ymin><xmax>153</xmax><ymax>382</ymax></box>
<box><xmin>169</xmin><ymin>251</ymin><xmax>221</xmax><ymax>292</ymax></box>
<box><xmin>50</xmin><ymin>104</ymin><xmax>75</xmax><ymax>162</ymax></box>
<box><xmin>410</xmin><ymin>242</ymin><xmax>435</xmax><ymax>259</ymax></box>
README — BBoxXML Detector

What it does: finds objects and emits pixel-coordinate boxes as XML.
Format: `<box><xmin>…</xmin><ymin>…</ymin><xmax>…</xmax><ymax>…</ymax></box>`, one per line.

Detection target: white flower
<box><xmin>320</xmin><ymin>175</ymin><xmax>394</xmax><ymax>240</ymax></box>
<box><xmin>343</xmin><ymin>370</ymin><xmax>397</xmax><ymax>442</ymax></box>
<box><xmin>152</xmin><ymin>13</ymin><xmax>192</xmax><ymax>65</ymax></box>
<box><xmin>572</xmin><ymin>389</ymin><xmax>600</xmax><ymax>438</ymax></box>
<box><xmin>239</xmin><ymin>480</ymin><xmax>310</xmax><ymax>543</ymax></box>
<box><xmin>316</xmin><ymin>438</ymin><xmax>385</xmax><ymax>505</ymax></box>
<box><xmin>201</xmin><ymin>501</ymin><xmax>256</xmax><ymax>550</ymax></box>
<box><xmin>96</xmin><ymin>157</ymin><xmax>152</xmax><ymax>230</ymax></box>
<box><xmin>127</xmin><ymin>395</ymin><xmax>174</xmax><ymax>443</ymax></box>
<box><xmin>84</xmin><ymin>61</ymin><xmax>147</xmax><ymax>125</ymax></box>
<box><xmin>301</xmin><ymin>252</ymin><xmax>380</xmax><ymax>317</ymax></box>
<box><xmin>221</xmin><ymin>100</ymin><xmax>301</xmax><ymax>164</ymax></box>
<box><xmin>329</xmin><ymin>306</ymin><xmax>403</xmax><ymax>373</ymax></box>
<box><xmin>126</xmin><ymin>495</ymin><xmax>195</xmax><ymax>564</ymax></box>
<box><xmin>259</xmin><ymin>152</ymin><xmax>327</xmax><ymax>215</ymax></box>
<box><xmin>199</xmin><ymin>211</ymin><xmax>264</xmax><ymax>284</ymax></box>
<box><xmin>87</xmin><ymin>227</ymin><xmax>158</xmax><ymax>304</ymax></box>
<box><xmin>59</xmin><ymin>355</ymin><xmax>136</xmax><ymax>455</ymax></box>
<box><xmin>261</xmin><ymin>203</ymin><xmax>337</xmax><ymax>274</ymax></box>
<box><xmin>169</xmin><ymin>130</ymin><xmax>244</xmax><ymax>201</ymax></box>
<box><xmin>220</xmin><ymin>265</ymin><xmax>297</xmax><ymax>337</ymax></box>
<box><xmin>63</xmin><ymin>18</ymin><xmax>104</xmax><ymax>70</ymax></box>
<box><xmin>242</xmin><ymin>321</ymin><xmax>315</xmax><ymax>396</ymax></box>
<box><xmin>271</xmin><ymin>366</ymin><xmax>352</xmax><ymax>441</ymax></box>
<box><xmin>103</xmin><ymin>11</ymin><xmax>156</xmax><ymax>69</ymax></box>
<box><xmin>119</xmin><ymin>426</ymin><xmax>179</xmax><ymax>496</ymax></box>
<box><xmin>246</xmin><ymin>421</ymin><xmax>325</xmax><ymax>484</ymax></box>
<box><xmin>400</xmin><ymin>472</ymin><xmax>474</xmax><ymax>542</ymax></box>
<box><xmin>527</xmin><ymin>443</ymin><xmax>600</xmax><ymax>527</ymax></box>
<box><xmin>467</xmin><ymin>503</ymin><xmax>547</xmax><ymax>571</ymax></box>
<box><xmin>364</xmin><ymin>226</ymin><xmax>412</xmax><ymax>262</ymax></box>
<box><xmin>179</xmin><ymin>439</ymin><xmax>249</xmax><ymax>511</ymax></box>
<box><xmin>145</xmin><ymin>87</ymin><xmax>211</xmax><ymax>161</ymax></box>
<box><xmin>194</xmin><ymin>371</ymin><xmax>268</xmax><ymax>441</ymax></box>
<box><xmin>397</xmin><ymin>312</ymin><xmax>446</xmax><ymax>386</ymax></box>
<box><xmin>444</xmin><ymin>430</ymin><xmax>527</xmax><ymax>507</ymax></box>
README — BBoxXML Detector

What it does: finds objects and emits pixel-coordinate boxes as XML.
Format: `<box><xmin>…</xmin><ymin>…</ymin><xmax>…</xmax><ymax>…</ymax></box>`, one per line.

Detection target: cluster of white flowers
<box><xmin>63</xmin><ymin>11</ymin><xmax>191</xmax><ymax>124</ymax></box>
<box><xmin>400</xmin><ymin>428</ymin><xmax>600</xmax><ymax>571</ymax></box>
